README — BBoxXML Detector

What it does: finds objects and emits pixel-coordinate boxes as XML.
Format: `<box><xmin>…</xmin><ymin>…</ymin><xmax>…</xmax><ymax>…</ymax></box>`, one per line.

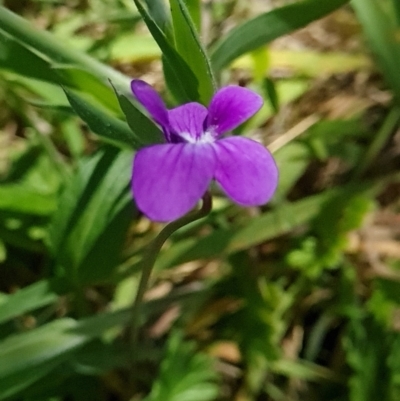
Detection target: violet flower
<box><xmin>131</xmin><ymin>80</ymin><xmax>278</xmax><ymax>222</ymax></box>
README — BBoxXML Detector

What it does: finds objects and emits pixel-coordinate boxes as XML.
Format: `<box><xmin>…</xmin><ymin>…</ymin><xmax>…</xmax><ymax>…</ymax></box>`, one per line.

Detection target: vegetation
<box><xmin>0</xmin><ymin>0</ymin><xmax>400</xmax><ymax>400</ymax></box>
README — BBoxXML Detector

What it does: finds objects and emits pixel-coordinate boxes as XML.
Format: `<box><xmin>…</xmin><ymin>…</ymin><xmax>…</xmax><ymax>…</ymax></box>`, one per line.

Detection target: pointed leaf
<box><xmin>170</xmin><ymin>0</ymin><xmax>215</xmax><ymax>103</ymax></box>
<box><xmin>211</xmin><ymin>0</ymin><xmax>349</xmax><ymax>71</ymax></box>
<box><xmin>111</xmin><ymin>83</ymin><xmax>164</xmax><ymax>145</ymax></box>
<box><xmin>0</xmin><ymin>281</ymin><xmax>58</xmax><ymax>325</ymax></box>
<box><xmin>63</xmin><ymin>88</ymin><xmax>140</xmax><ymax>148</ymax></box>
<box><xmin>0</xmin><ymin>6</ymin><xmax>130</xmax><ymax>88</ymax></box>
<box><xmin>133</xmin><ymin>0</ymin><xmax>200</xmax><ymax>102</ymax></box>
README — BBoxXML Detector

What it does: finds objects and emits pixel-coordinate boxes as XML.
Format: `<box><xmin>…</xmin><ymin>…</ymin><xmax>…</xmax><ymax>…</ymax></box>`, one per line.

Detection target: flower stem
<box><xmin>129</xmin><ymin>192</ymin><xmax>212</xmax><ymax>359</ymax></box>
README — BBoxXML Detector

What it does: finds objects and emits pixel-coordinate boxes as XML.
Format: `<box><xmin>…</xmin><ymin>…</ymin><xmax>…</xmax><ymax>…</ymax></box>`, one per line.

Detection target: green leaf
<box><xmin>344</xmin><ymin>317</ymin><xmax>392</xmax><ymax>401</ymax></box>
<box><xmin>211</xmin><ymin>0</ymin><xmax>349</xmax><ymax>71</ymax></box>
<box><xmin>132</xmin><ymin>0</ymin><xmax>200</xmax><ymax>102</ymax></box>
<box><xmin>0</xmin><ymin>29</ymin><xmax>59</xmax><ymax>83</ymax></box>
<box><xmin>273</xmin><ymin>142</ymin><xmax>310</xmax><ymax>199</ymax></box>
<box><xmin>150</xmin><ymin>181</ymin><xmax>379</xmax><ymax>271</ymax></box>
<box><xmin>48</xmin><ymin>148</ymin><xmax>135</xmax><ymax>285</ymax></box>
<box><xmin>143</xmin><ymin>331</ymin><xmax>218</xmax><ymax>401</ymax></box>
<box><xmin>143</xmin><ymin>0</ymin><xmax>173</xmax><ymax>38</ymax></box>
<box><xmin>393</xmin><ymin>0</ymin><xmax>400</xmax><ymax>26</ymax></box>
<box><xmin>0</xmin><ymin>281</ymin><xmax>58</xmax><ymax>325</ymax></box>
<box><xmin>170</xmin><ymin>0</ymin><xmax>215</xmax><ymax>103</ymax></box>
<box><xmin>63</xmin><ymin>87</ymin><xmax>140</xmax><ymax>149</ymax></box>
<box><xmin>183</xmin><ymin>0</ymin><xmax>201</xmax><ymax>32</ymax></box>
<box><xmin>352</xmin><ymin>0</ymin><xmax>400</xmax><ymax>102</ymax></box>
<box><xmin>0</xmin><ymin>184</ymin><xmax>57</xmax><ymax>215</ymax></box>
<box><xmin>111</xmin><ymin>83</ymin><xmax>164</xmax><ymax>145</ymax></box>
<box><xmin>148</xmin><ymin>192</ymin><xmax>333</xmax><ymax>272</ymax></box>
<box><xmin>54</xmin><ymin>66</ymin><xmax>120</xmax><ymax>113</ymax></box>
<box><xmin>0</xmin><ymin>319</ymin><xmax>88</xmax><ymax>399</ymax></box>
<box><xmin>0</xmin><ymin>6</ymin><xmax>129</xmax><ymax>88</ymax></box>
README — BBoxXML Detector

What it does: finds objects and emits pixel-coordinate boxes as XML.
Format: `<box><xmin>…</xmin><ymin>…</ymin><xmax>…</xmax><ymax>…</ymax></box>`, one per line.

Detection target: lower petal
<box><xmin>214</xmin><ymin>137</ymin><xmax>278</xmax><ymax>206</ymax></box>
<box><xmin>132</xmin><ymin>143</ymin><xmax>216</xmax><ymax>222</ymax></box>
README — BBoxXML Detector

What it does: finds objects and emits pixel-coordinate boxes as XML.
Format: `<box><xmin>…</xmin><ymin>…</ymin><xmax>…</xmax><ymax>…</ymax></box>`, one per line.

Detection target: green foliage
<box><xmin>1</xmin><ymin>0</ymin><xmax>400</xmax><ymax>400</ymax></box>
<box><xmin>133</xmin><ymin>0</ymin><xmax>200</xmax><ymax>103</ymax></box>
<box><xmin>352</xmin><ymin>0</ymin><xmax>400</xmax><ymax>102</ymax></box>
<box><xmin>211</xmin><ymin>0</ymin><xmax>350</xmax><ymax>71</ymax></box>
<box><xmin>143</xmin><ymin>331</ymin><xmax>219</xmax><ymax>401</ymax></box>
<box><xmin>63</xmin><ymin>88</ymin><xmax>141</xmax><ymax>148</ymax></box>
<box><xmin>48</xmin><ymin>147</ymin><xmax>135</xmax><ymax>285</ymax></box>
<box><xmin>170</xmin><ymin>0</ymin><xmax>215</xmax><ymax>103</ymax></box>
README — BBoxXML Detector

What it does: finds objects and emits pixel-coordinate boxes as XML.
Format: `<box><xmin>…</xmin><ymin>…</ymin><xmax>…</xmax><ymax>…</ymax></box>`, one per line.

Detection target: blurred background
<box><xmin>0</xmin><ymin>0</ymin><xmax>400</xmax><ymax>400</ymax></box>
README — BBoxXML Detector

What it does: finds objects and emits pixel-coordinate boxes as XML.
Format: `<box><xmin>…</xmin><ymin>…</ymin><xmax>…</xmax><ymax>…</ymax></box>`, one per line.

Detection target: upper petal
<box><xmin>132</xmin><ymin>143</ymin><xmax>216</xmax><ymax>222</ymax></box>
<box><xmin>131</xmin><ymin>80</ymin><xmax>169</xmax><ymax>128</ymax></box>
<box><xmin>213</xmin><ymin>136</ymin><xmax>278</xmax><ymax>206</ymax></box>
<box><xmin>169</xmin><ymin>102</ymin><xmax>208</xmax><ymax>141</ymax></box>
<box><xmin>207</xmin><ymin>86</ymin><xmax>263</xmax><ymax>135</ymax></box>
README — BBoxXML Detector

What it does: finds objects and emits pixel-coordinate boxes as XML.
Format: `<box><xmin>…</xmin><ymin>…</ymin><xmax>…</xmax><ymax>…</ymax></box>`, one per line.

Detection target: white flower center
<box><xmin>179</xmin><ymin>130</ymin><xmax>215</xmax><ymax>144</ymax></box>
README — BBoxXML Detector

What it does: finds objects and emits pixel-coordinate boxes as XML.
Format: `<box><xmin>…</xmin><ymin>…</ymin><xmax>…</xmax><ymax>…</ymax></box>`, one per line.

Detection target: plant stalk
<box><xmin>129</xmin><ymin>193</ymin><xmax>212</xmax><ymax>359</ymax></box>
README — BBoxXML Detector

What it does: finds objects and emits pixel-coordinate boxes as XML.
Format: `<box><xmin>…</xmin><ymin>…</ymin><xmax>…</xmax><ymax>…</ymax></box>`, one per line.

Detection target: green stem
<box><xmin>129</xmin><ymin>192</ymin><xmax>212</xmax><ymax>355</ymax></box>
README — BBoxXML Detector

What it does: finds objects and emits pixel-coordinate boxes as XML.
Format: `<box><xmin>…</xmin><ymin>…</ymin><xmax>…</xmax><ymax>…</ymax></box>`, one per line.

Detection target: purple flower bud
<box><xmin>131</xmin><ymin>80</ymin><xmax>278</xmax><ymax>222</ymax></box>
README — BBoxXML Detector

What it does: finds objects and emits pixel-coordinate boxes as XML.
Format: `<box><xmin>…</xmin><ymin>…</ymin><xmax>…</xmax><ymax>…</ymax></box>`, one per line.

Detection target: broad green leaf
<box><xmin>111</xmin><ymin>83</ymin><xmax>164</xmax><ymax>145</ymax></box>
<box><xmin>0</xmin><ymin>281</ymin><xmax>58</xmax><ymax>325</ymax></box>
<box><xmin>133</xmin><ymin>0</ymin><xmax>200</xmax><ymax>102</ymax></box>
<box><xmin>170</xmin><ymin>0</ymin><xmax>215</xmax><ymax>103</ymax></box>
<box><xmin>211</xmin><ymin>0</ymin><xmax>349</xmax><ymax>71</ymax></box>
<box><xmin>63</xmin><ymin>88</ymin><xmax>140</xmax><ymax>148</ymax></box>
<box><xmin>352</xmin><ymin>0</ymin><xmax>400</xmax><ymax>102</ymax></box>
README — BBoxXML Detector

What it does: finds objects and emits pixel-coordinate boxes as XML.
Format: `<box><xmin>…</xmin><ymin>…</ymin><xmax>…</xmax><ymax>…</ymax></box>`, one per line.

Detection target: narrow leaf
<box><xmin>211</xmin><ymin>0</ymin><xmax>349</xmax><ymax>71</ymax></box>
<box><xmin>110</xmin><ymin>82</ymin><xmax>164</xmax><ymax>145</ymax></box>
<box><xmin>0</xmin><ymin>6</ymin><xmax>130</xmax><ymax>88</ymax></box>
<box><xmin>170</xmin><ymin>0</ymin><xmax>215</xmax><ymax>103</ymax></box>
<box><xmin>0</xmin><ymin>281</ymin><xmax>58</xmax><ymax>325</ymax></box>
<box><xmin>63</xmin><ymin>88</ymin><xmax>140</xmax><ymax>148</ymax></box>
<box><xmin>352</xmin><ymin>0</ymin><xmax>400</xmax><ymax>102</ymax></box>
<box><xmin>143</xmin><ymin>0</ymin><xmax>173</xmax><ymax>38</ymax></box>
<box><xmin>133</xmin><ymin>0</ymin><xmax>200</xmax><ymax>102</ymax></box>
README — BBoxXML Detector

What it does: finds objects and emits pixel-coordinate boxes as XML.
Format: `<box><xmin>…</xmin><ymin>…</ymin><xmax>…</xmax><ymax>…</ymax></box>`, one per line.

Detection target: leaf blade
<box><xmin>211</xmin><ymin>0</ymin><xmax>349</xmax><ymax>71</ymax></box>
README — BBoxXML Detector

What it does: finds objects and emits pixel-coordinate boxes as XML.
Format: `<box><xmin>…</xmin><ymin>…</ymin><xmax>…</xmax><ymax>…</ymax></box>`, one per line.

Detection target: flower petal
<box><xmin>131</xmin><ymin>80</ymin><xmax>169</xmax><ymax>127</ymax></box>
<box><xmin>213</xmin><ymin>136</ymin><xmax>278</xmax><ymax>205</ymax></box>
<box><xmin>169</xmin><ymin>103</ymin><xmax>208</xmax><ymax>141</ymax></box>
<box><xmin>207</xmin><ymin>86</ymin><xmax>263</xmax><ymax>135</ymax></box>
<box><xmin>132</xmin><ymin>143</ymin><xmax>216</xmax><ymax>222</ymax></box>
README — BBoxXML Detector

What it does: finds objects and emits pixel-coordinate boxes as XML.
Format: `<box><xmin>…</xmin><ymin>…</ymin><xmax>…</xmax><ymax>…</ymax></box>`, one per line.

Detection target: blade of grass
<box><xmin>211</xmin><ymin>0</ymin><xmax>349</xmax><ymax>71</ymax></box>
<box><xmin>0</xmin><ymin>6</ymin><xmax>129</xmax><ymax>89</ymax></box>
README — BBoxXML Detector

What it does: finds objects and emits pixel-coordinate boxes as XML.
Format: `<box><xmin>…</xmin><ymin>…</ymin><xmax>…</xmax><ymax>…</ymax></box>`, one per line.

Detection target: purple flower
<box><xmin>131</xmin><ymin>80</ymin><xmax>278</xmax><ymax>222</ymax></box>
